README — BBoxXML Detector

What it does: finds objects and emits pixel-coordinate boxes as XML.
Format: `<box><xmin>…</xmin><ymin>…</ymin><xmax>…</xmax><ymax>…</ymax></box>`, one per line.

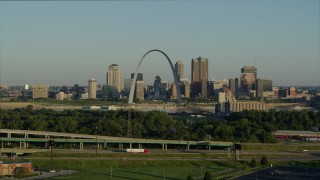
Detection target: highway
<box><xmin>0</xmin><ymin>129</ymin><xmax>233</xmax><ymax>151</ymax></box>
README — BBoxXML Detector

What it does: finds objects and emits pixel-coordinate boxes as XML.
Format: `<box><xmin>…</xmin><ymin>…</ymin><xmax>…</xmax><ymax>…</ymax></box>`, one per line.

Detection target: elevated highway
<box><xmin>0</xmin><ymin>129</ymin><xmax>232</xmax><ymax>151</ymax></box>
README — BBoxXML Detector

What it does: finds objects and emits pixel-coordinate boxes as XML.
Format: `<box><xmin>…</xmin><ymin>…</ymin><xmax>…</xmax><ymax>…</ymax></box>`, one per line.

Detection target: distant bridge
<box><xmin>0</xmin><ymin>129</ymin><xmax>232</xmax><ymax>151</ymax></box>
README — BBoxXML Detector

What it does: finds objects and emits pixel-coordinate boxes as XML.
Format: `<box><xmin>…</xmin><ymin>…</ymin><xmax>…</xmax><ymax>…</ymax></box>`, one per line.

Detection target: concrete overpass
<box><xmin>0</xmin><ymin>129</ymin><xmax>232</xmax><ymax>151</ymax></box>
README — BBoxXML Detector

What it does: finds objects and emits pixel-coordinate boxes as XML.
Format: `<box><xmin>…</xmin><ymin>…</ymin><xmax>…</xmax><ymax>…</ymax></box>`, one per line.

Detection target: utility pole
<box><xmin>234</xmin><ymin>143</ymin><xmax>241</xmax><ymax>169</ymax></box>
<box><xmin>48</xmin><ymin>140</ymin><xmax>55</xmax><ymax>172</ymax></box>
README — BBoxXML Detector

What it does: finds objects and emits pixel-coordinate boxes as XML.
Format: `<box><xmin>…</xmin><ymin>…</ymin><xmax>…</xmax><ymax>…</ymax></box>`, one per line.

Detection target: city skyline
<box><xmin>0</xmin><ymin>1</ymin><xmax>319</xmax><ymax>86</ymax></box>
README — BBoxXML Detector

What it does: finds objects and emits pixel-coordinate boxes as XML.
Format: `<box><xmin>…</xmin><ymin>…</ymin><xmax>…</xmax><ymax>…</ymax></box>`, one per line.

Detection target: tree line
<box><xmin>0</xmin><ymin>105</ymin><xmax>319</xmax><ymax>143</ymax></box>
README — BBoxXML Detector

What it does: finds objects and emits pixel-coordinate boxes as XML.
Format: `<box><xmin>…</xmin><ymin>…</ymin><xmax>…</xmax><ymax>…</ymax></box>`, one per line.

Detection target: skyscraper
<box><xmin>256</xmin><ymin>79</ymin><xmax>273</xmax><ymax>98</ymax></box>
<box><xmin>88</xmin><ymin>79</ymin><xmax>96</xmax><ymax>99</ymax></box>
<box><xmin>184</xmin><ymin>81</ymin><xmax>190</xmax><ymax>98</ymax></box>
<box><xmin>131</xmin><ymin>73</ymin><xmax>143</xmax><ymax>81</ymax></box>
<box><xmin>229</xmin><ymin>78</ymin><xmax>239</xmax><ymax>98</ymax></box>
<box><xmin>107</xmin><ymin>64</ymin><xmax>121</xmax><ymax>92</ymax></box>
<box><xmin>191</xmin><ymin>57</ymin><xmax>208</xmax><ymax>82</ymax></box>
<box><xmin>136</xmin><ymin>80</ymin><xmax>144</xmax><ymax>100</ymax></box>
<box><xmin>201</xmin><ymin>79</ymin><xmax>208</xmax><ymax>98</ymax></box>
<box><xmin>102</xmin><ymin>85</ymin><xmax>117</xmax><ymax>99</ymax></box>
<box><xmin>240</xmin><ymin>66</ymin><xmax>257</xmax><ymax>93</ymax></box>
<box><xmin>171</xmin><ymin>83</ymin><xmax>177</xmax><ymax>100</ymax></box>
<box><xmin>175</xmin><ymin>60</ymin><xmax>184</xmax><ymax>81</ymax></box>
<box><xmin>191</xmin><ymin>57</ymin><xmax>208</xmax><ymax>98</ymax></box>
<box><xmin>256</xmin><ymin>79</ymin><xmax>264</xmax><ymax>98</ymax></box>
<box><xmin>123</xmin><ymin>79</ymin><xmax>131</xmax><ymax>95</ymax></box>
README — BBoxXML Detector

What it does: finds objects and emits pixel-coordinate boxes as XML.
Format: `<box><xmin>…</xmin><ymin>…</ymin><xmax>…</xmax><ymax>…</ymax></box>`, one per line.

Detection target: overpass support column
<box><xmin>24</xmin><ymin>134</ymin><xmax>29</xmax><ymax>148</ymax></box>
<box><xmin>104</xmin><ymin>141</ymin><xmax>107</xmax><ymax>149</ymax></box>
<box><xmin>187</xmin><ymin>143</ymin><xmax>190</xmax><ymax>150</ymax></box>
<box><xmin>162</xmin><ymin>144</ymin><xmax>164</xmax><ymax>150</ymax></box>
<box><xmin>119</xmin><ymin>143</ymin><xmax>123</xmax><ymax>150</ymax></box>
<box><xmin>18</xmin><ymin>141</ymin><xmax>26</xmax><ymax>149</ymax></box>
<box><xmin>80</xmin><ymin>142</ymin><xmax>83</xmax><ymax>150</ymax></box>
<box><xmin>7</xmin><ymin>133</ymin><xmax>11</xmax><ymax>145</ymax></box>
<box><xmin>139</xmin><ymin>143</ymin><xmax>142</xmax><ymax>149</ymax></box>
<box><xmin>129</xmin><ymin>143</ymin><xmax>132</xmax><ymax>149</ymax></box>
<box><xmin>208</xmin><ymin>144</ymin><xmax>211</xmax><ymax>150</ymax></box>
<box><xmin>165</xmin><ymin>144</ymin><xmax>168</xmax><ymax>151</ymax></box>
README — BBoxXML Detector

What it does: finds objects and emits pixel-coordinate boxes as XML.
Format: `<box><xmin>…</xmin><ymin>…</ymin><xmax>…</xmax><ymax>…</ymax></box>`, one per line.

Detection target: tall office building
<box><xmin>240</xmin><ymin>66</ymin><xmax>257</xmax><ymax>93</ymax></box>
<box><xmin>229</xmin><ymin>78</ymin><xmax>239</xmax><ymax>98</ymax></box>
<box><xmin>153</xmin><ymin>75</ymin><xmax>164</xmax><ymax>99</ymax></box>
<box><xmin>32</xmin><ymin>84</ymin><xmax>49</xmax><ymax>99</ymax></box>
<box><xmin>102</xmin><ymin>85</ymin><xmax>117</xmax><ymax>99</ymax></box>
<box><xmin>184</xmin><ymin>82</ymin><xmax>190</xmax><ymax>98</ymax></box>
<box><xmin>191</xmin><ymin>57</ymin><xmax>208</xmax><ymax>82</ymax></box>
<box><xmin>175</xmin><ymin>60</ymin><xmax>184</xmax><ymax>81</ymax></box>
<box><xmin>88</xmin><ymin>79</ymin><xmax>96</xmax><ymax>99</ymax></box>
<box><xmin>171</xmin><ymin>83</ymin><xmax>177</xmax><ymax>100</ymax></box>
<box><xmin>123</xmin><ymin>79</ymin><xmax>131</xmax><ymax>95</ymax></box>
<box><xmin>162</xmin><ymin>81</ymin><xmax>169</xmax><ymax>91</ymax></box>
<box><xmin>135</xmin><ymin>80</ymin><xmax>144</xmax><ymax>100</ymax></box>
<box><xmin>256</xmin><ymin>79</ymin><xmax>264</xmax><ymax>98</ymax></box>
<box><xmin>289</xmin><ymin>87</ymin><xmax>296</xmax><ymax>97</ymax></box>
<box><xmin>191</xmin><ymin>57</ymin><xmax>208</xmax><ymax>98</ymax></box>
<box><xmin>131</xmin><ymin>73</ymin><xmax>143</xmax><ymax>81</ymax></box>
<box><xmin>201</xmin><ymin>79</ymin><xmax>208</xmax><ymax>98</ymax></box>
<box><xmin>107</xmin><ymin>64</ymin><xmax>121</xmax><ymax>92</ymax></box>
<box><xmin>256</xmin><ymin>79</ymin><xmax>273</xmax><ymax>98</ymax></box>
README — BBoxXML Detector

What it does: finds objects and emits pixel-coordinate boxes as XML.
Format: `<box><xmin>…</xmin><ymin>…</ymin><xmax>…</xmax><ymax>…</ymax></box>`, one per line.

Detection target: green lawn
<box><xmin>28</xmin><ymin>160</ymin><xmax>232</xmax><ymax>180</ymax></box>
<box><xmin>57</xmin><ymin>167</ymin><xmax>225</xmax><ymax>180</ymax></box>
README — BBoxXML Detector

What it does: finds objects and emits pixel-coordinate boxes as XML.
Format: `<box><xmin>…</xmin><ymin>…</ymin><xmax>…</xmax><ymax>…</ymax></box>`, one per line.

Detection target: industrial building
<box><xmin>0</xmin><ymin>161</ymin><xmax>32</xmax><ymax>176</ymax></box>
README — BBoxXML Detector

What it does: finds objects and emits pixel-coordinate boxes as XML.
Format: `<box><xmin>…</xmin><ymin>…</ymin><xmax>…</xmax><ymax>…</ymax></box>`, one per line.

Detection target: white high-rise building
<box><xmin>88</xmin><ymin>79</ymin><xmax>96</xmax><ymax>99</ymax></box>
<box><xmin>107</xmin><ymin>64</ymin><xmax>121</xmax><ymax>92</ymax></box>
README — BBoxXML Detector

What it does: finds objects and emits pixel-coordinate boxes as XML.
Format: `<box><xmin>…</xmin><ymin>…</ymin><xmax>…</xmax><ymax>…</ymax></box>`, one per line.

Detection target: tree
<box><xmin>250</xmin><ymin>158</ymin><xmax>257</xmax><ymax>167</ymax></box>
<box><xmin>203</xmin><ymin>171</ymin><xmax>212</xmax><ymax>180</ymax></box>
<box><xmin>186</xmin><ymin>175</ymin><xmax>194</xmax><ymax>180</ymax></box>
<box><xmin>261</xmin><ymin>155</ymin><xmax>268</xmax><ymax>165</ymax></box>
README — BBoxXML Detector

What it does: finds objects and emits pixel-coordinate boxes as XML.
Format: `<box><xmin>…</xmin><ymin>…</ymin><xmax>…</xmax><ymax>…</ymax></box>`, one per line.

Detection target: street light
<box><xmin>48</xmin><ymin>140</ymin><xmax>55</xmax><ymax>172</ymax></box>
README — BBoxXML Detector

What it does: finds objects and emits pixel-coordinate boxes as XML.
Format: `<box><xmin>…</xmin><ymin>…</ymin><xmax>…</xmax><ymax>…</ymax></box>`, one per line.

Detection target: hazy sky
<box><xmin>0</xmin><ymin>0</ymin><xmax>319</xmax><ymax>86</ymax></box>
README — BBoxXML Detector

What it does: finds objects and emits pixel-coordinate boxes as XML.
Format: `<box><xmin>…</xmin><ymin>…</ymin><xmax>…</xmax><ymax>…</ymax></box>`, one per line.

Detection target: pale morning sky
<box><xmin>0</xmin><ymin>0</ymin><xmax>319</xmax><ymax>86</ymax></box>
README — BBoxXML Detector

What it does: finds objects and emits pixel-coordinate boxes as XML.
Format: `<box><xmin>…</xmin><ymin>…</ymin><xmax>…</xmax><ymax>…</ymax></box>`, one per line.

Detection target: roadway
<box><xmin>0</xmin><ymin>129</ymin><xmax>233</xmax><ymax>151</ymax></box>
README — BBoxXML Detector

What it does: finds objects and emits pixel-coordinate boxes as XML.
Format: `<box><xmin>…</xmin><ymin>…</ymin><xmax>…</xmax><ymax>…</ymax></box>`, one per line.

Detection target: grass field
<box><xmin>26</xmin><ymin>159</ymin><xmax>234</xmax><ymax>180</ymax></box>
<box><xmin>60</xmin><ymin>167</ymin><xmax>227</xmax><ymax>180</ymax></box>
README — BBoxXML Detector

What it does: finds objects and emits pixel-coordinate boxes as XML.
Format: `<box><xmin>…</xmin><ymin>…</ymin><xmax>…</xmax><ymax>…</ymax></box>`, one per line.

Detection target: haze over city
<box><xmin>0</xmin><ymin>0</ymin><xmax>319</xmax><ymax>86</ymax></box>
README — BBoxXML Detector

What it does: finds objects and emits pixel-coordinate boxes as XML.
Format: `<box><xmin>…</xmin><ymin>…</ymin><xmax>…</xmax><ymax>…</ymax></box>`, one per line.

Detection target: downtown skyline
<box><xmin>0</xmin><ymin>0</ymin><xmax>319</xmax><ymax>86</ymax></box>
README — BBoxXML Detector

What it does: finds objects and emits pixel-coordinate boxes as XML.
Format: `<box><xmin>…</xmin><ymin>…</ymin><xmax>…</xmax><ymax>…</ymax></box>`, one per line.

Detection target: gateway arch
<box><xmin>128</xmin><ymin>49</ymin><xmax>182</xmax><ymax>104</ymax></box>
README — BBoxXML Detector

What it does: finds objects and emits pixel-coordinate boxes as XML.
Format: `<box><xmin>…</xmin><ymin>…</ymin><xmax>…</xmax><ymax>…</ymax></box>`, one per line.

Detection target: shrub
<box><xmin>187</xmin><ymin>175</ymin><xmax>194</xmax><ymax>180</ymax></box>
<box><xmin>261</xmin><ymin>155</ymin><xmax>268</xmax><ymax>165</ymax></box>
<box><xmin>203</xmin><ymin>171</ymin><xmax>212</xmax><ymax>180</ymax></box>
<box><xmin>250</xmin><ymin>158</ymin><xmax>257</xmax><ymax>167</ymax></box>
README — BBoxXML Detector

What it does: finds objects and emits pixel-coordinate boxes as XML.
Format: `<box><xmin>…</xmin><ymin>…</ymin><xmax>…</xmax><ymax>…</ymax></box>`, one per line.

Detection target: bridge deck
<box><xmin>0</xmin><ymin>129</ymin><xmax>233</xmax><ymax>147</ymax></box>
